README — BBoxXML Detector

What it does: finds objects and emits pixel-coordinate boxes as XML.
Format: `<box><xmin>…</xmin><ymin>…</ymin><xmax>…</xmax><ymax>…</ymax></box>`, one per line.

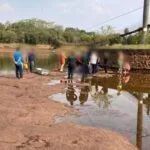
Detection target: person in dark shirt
<box><xmin>28</xmin><ymin>50</ymin><xmax>36</xmax><ymax>73</ymax></box>
<box><xmin>67</xmin><ymin>53</ymin><xmax>76</xmax><ymax>79</ymax></box>
<box><xmin>103</xmin><ymin>51</ymin><xmax>110</xmax><ymax>73</ymax></box>
<box><xmin>81</xmin><ymin>52</ymin><xmax>89</xmax><ymax>81</ymax></box>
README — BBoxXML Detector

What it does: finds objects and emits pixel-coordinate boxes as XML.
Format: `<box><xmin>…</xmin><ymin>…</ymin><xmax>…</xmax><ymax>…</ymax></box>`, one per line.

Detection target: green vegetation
<box><xmin>0</xmin><ymin>19</ymin><xmax>120</xmax><ymax>48</ymax></box>
<box><xmin>1</xmin><ymin>18</ymin><xmax>150</xmax><ymax>50</ymax></box>
<box><xmin>95</xmin><ymin>44</ymin><xmax>150</xmax><ymax>50</ymax></box>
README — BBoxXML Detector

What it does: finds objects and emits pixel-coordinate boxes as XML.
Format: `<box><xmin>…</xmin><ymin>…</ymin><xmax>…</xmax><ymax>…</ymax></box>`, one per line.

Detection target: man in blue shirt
<box><xmin>13</xmin><ymin>48</ymin><xmax>24</xmax><ymax>79</ymax></box>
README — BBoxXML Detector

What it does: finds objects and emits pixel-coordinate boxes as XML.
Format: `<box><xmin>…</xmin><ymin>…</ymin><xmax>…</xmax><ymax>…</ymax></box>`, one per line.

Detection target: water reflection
<box><xmin>90</xmin><ymin>75</ymin><xmax>149</xmax><ymax>150</ymax></box>
<box><xmin>52</xmin><ymin>73</ymin><xmax>150</xmax><ymax>150</ymax></box>
<box><xmin>145</xmin><ymin>94</ymin><xmax>150</xmax><ymax>116</ymax></box>
<box><xmin>66</xmin><ymin>80</ymin><xmax>77</xmax><ymax>106</ymax></box>
<box><xmin>117</xmin><ymin>74</ymin><xmax>123</xmax><ymax>96</ymax></box>
<box><xmin>79</xmin><ymin>85</ymin><xmax>89</xmax><ymax>105</ymax></box>
<box><xmin>91</xmin><ymin>84</ymin><xmax>112</xmax><ymax>109</ymax></box>
<box><xmin>0</xmin><ymin>51</ymin><xmax>59</xmax><ymax>71</ymax></box>
<box><xmin>136</xmin><ymin>93</ymin><xmax>143</xmax><ymax>150</ymax></box>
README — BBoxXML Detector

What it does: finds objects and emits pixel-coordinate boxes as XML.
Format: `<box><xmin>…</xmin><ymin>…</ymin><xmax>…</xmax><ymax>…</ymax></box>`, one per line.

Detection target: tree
<box><xmin>2</xmin><ymin>30</ymin><xmax>17</xmax><ymax>43</ymax></box>
<box><xmin>99</xmin><ymin>25</ymin><xmax>115</xmax><ymax>35</ymax></box>
<box><xmin>0</xmin><ymin>23</ymin><xmax>5</xmax><ymax>30</ymax></box>
<box><xmin>0</xmin><ymin>18</ymin><xmax>126</xmax><ymax>47</ymax></box>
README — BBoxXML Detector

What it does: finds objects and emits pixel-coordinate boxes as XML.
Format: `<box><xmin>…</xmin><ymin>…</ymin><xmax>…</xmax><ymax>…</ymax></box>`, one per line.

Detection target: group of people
<box><xmin>59</xmin><ymin>50</ymin><xmax>130</xmax><ymax>80</ymax></box>
<box><xmin>13</xmin><ymin>48</ymin><xmax>130</xmax><ymax>80</ymax></box>
<box><xmin>60</xmin><ymin>51</ymin><xmax>103</xmax><ymax>80</ymax></box>
<box><xmin>13</xmin><ymin>48</ymin><xmax>36</xmax><ymax>79</ymax></box>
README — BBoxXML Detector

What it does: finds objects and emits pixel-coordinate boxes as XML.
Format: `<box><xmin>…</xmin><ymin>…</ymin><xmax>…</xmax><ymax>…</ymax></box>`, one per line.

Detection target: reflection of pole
<box><xmin>147</xmin><ymin>94</ymin><xmax>150</xmax><ymax>115</ymax></box>
<box><xmin>117</xmin><ymin>74</ymin><xmax>122</xmax><ymax>95</ymax></box>
<box><xmin>136</xmin><ymin>93</ymin><xmax>143</xmax><ymax>150</ymax></box>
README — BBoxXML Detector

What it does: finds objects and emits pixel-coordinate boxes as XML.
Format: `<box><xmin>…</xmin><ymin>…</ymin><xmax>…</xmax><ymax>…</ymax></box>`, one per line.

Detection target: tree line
<box><xmin>0</xmin><ymin>18</ymin><xmax>121</xmax><ymax>48</ymax></box>
<box><xmin>1</xmin><ymin>18</ymin><xmax>147</xmax><ymax>48</ymax></box>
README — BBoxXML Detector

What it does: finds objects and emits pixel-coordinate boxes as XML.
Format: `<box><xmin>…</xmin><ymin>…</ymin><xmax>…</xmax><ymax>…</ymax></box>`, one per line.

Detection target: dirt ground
<box><xmin>0</xmin><ymin>72</ymin><xmax>137</xmax><ymax>150</ymax></box>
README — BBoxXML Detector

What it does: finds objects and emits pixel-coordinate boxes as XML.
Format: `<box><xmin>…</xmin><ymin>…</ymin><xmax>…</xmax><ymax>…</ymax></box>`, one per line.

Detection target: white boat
<box><xmin>35</xmin><ymin>68</ymin><xmax>49</xmax><ymax>75</ymax></box>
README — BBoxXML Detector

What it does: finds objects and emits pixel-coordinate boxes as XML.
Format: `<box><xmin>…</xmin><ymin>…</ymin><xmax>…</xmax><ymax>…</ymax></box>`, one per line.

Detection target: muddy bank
<box><xmin>97</xmin><ymin>49</ymin><xmax>150</xmax><ymax>70</ymax></box>
<box><xmin>0</xmin><ymin>73</ymin><xmax>137</xmax><ymax>150</ymax></box>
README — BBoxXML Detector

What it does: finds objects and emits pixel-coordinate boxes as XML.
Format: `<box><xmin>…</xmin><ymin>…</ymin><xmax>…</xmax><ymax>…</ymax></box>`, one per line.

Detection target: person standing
<box><xmin>28</xmin><ymin>50</ymin><xmax>36</xmax><ymax>73</ymax></box>
<box><xmin>23</xmin><ymin>51</ymin><xmax>29</xmax><ymax>73</ymax></box>
<box><xmin>67</xmin><ymin>53</ymin><xmax>76</xmax><ymax>79</ymax></box>
<box><xmin>13</xmin><ymin>48</ymin><xmax>24</xmax><ymax>79</ymax></box>
<box><xmin>103</xmin><ymin>51</ymin><xmax>110</xmax><ymax>73</ymax></box>
<box><xmin>81</xmin><ymin>51</ymin><xmax>89</xmax><ymax>80</ymax></box>
<box><xmin>90</xmin><ymin>52</ymin><xmax>98</xmax><ymax>74</ymax></box>
<box><xmin>60</xmin><ymin>52</ymin><xmax>66</xmax><ymax>72</ymax></box>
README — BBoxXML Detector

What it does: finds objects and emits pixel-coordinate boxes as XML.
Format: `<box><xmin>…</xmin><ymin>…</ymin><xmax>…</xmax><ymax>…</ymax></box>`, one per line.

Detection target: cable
<box><xmin>87</xmin><ymin>5</ymin><xmax>144</xmax><ymax>31</ymax></box>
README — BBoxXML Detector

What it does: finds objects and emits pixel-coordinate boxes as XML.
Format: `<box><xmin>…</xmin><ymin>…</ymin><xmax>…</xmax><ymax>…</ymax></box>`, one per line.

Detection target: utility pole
<box><xmin>143</xmin><ymin>0</ymin><xmax>150</xmax><ymax>31</ymax></box>
<box><xmin>142</xmin><ymin>0</ymin><xmax>150</xmax><ymax>43</ymax></box>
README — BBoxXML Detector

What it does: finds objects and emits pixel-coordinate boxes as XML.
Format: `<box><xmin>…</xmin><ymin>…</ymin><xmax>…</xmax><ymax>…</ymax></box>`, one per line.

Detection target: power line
<box><xmin>88</xmin><ymin>6</ymin><xmax>143</xmax><ymax>31</ymax></box>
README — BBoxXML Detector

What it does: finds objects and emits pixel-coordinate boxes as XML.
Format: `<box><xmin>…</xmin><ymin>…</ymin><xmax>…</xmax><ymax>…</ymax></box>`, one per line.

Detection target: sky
<box><xmin>0</xmin><ymin>0</ymin><xmax>144</xmax><ymax>32</ymax></box>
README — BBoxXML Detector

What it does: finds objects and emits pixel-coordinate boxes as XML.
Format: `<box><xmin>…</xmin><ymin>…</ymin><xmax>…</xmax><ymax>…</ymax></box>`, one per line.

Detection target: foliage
<box><xmin>122</xmin><ymin>32</ymin><xmax>145</xmax><ymax>45</ymax></box>
<box><xmin>0</xmin><ymin>19</ymin><xmax>121</xmax><ymax>47</ymax></box>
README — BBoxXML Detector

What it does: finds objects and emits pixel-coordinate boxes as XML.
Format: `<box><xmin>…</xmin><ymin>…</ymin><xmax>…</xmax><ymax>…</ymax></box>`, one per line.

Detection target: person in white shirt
<box><xmin>90</xmin><ymin>52</ymin><xmax>98</xmax><ymax>74</ymax></box>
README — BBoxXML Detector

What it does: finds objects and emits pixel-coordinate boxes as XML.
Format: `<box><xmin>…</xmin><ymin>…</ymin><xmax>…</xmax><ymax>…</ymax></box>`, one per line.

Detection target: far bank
<box><xmin>1</xmin><ymin>43</ymin><xmax>150</xmax><ymax>70</ymax></box>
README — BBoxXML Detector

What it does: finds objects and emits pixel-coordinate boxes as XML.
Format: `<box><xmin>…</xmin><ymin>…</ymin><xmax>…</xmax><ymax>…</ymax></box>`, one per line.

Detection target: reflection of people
<box><xmin>101</xmin><ymin>86</ymin><xmax>108</xmax><ymax>95</ymax></box>
<box><xmin>79</xmin><ymin>86</ymin><xmax>89</xmax><ymax>105</ymax></box>
<box><xmin>66</xmin><ymin>83</ymin><xmax>77</xmax><ymax>106</ymax></box>
<box><xmin>117</xmin><ymin>74</ymin><xmax>122</xmax><ymax>95</ymax></box>
<box><xmin>28</xmin><ymin>49</ymin><xmax>36</xmax><ymax>73</ymax></box>
<box><xmin>122</xmin><ymin>74</ymin><xmax>130</xmax><ymax>84</ymax></box>
<box><xmin>92</xmin><ymin>83</ymin><xmax>111</xmax><ymax>109</ymax></box>
<box><xmin>123</xmin><ymin>62</ymin><xmax>131</xmax><ymax>75</ymax></box>
<box><xmin>13</xmin><ymin>48</ymin><xmax>24</xmax><ymax>79</ymax></box>
<box><xmin>100</xmin><ymin>86</ymin><xmax>110</xmax><ymax>108</ymax></box>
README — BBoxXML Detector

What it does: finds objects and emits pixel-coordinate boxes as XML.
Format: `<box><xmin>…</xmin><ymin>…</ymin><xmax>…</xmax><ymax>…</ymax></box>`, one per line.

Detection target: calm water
<box><xmin>0</xmin><ymin>51</ymin><xmax>59</xmax><ymax>72</ymax></box>
<box><xmin>50</xmin><ymin>73</ymin><xmax>150</xmax><ymax>150</ymax></box>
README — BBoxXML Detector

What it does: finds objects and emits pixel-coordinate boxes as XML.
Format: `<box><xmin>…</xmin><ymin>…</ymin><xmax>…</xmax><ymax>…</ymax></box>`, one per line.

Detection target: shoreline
<box><xmin>0</xmin><ymin>72</ymin><xmax>137</xmax><ymax>150</ymax></box>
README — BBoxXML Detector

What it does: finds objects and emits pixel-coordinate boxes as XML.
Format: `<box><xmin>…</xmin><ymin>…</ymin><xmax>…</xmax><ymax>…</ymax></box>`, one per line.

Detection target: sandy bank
<box><xmin>0</xmin><ymin>73</ymin><xmax>137</xmax><ymax>150</ymax></box>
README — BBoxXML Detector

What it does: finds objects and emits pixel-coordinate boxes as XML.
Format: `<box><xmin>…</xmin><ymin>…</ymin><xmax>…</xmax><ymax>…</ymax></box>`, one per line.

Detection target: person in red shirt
<box><xmin>60</xmin><ymin>52</ymin><xmax>66</xmax><ymax>72</ymax></box>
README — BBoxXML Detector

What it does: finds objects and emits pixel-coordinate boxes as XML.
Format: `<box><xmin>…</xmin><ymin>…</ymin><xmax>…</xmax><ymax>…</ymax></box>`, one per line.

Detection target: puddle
<box><xmin>50</xmin><ymin>73</ymin><xmax>150</xmax><ymax>150</ymax></box>
<box><xmin>0</xmin><ymin>70</ymin><xmax>15</xmax><ymax>76</ymax></box>
<box><xmin>48</xmin><ymin>80</ymin><xmax>60</xmax><ymax>86</ymax></box>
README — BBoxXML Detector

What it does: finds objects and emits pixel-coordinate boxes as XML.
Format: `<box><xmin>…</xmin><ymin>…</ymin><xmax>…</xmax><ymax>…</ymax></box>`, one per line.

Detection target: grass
<box><xmin>97</xmin><ymin>44</ymin><xmax>150</xmax><ymax>50</ymax></box>
<box><xmin>0</xmin><ymin>43</ymin><xmax>51</xmax><ymax>49</ymax></box>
